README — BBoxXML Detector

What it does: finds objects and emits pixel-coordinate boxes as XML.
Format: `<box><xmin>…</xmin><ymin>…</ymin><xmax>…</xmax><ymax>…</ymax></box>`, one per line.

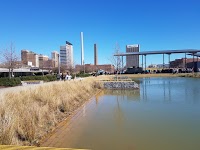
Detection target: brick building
<box><xmin>75</xmin><ymin>64</ymin><xmax>115</xmax><ymax>74</ymax></box>
<box><xmin>170</xmin><ymin>58</ymin><xmax>198</xmax><ymax>68</ymax></box>
<box><xmin>21</xmin><ymin>50</ymin><xmax>39</xmax><ymax>67</ymax></box>
<box><xmin>21</xmin><ymin>50</ymin><xmax>58</xmax><ymax>69</ymax></box>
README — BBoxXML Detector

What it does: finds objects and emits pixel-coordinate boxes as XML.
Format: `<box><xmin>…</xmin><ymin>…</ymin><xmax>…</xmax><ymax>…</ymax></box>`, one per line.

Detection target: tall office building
<box><xmin>51</xmin><ymin>51</ymin><xmax>59</xmax><ymax>67</ymax></box>
<box><xmin>21</xmin><ymin>50</ymin><xmax>39</xmax><ymax>67</ymax></box>
<box><xmin>94</xmin><ymin>44</ymin><xmax>98</xmax><ymax>65</ymax></box>
<box><xmin>126</xmin><ymin>44</ymin><xmax>139</xmax><ymax>68</ymax></box>
<box><xmin>60</xmin><ymin>41</ymin><xmax>73</xmax><ymax>69</ymax></box>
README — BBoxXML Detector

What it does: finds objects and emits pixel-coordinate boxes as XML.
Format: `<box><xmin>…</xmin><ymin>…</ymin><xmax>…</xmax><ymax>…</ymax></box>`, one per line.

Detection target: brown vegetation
<box><xmin>118</xmin><ymin>73</ymin><xmax>200</xmax><ymax>78</ymax></box>
<box><xmin>120</xmin><ymin>73</ymin><xmax>179</xmax><ymax>78</ymax></box>
<box><xmin>178</xmin><ymin>73</ymin><xmax>200</xmax><ymax>78</ymax></box>
<box><xmin>0</xmin><ymin>78</ymin><xmax>102</xmax><ymax>146</ymax></box>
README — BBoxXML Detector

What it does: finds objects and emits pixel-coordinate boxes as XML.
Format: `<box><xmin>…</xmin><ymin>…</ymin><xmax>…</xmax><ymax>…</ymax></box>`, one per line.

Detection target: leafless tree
<box><xmin>52</xmin><ymin>66</ymin><xmax>66</xmax><ymax>74</ymax></box>
<box><xmin>67</xmin><ymin>60</ymin><xmax>76</xmax><ymax>75</ymax></box>
<box><xmin>110</xmin><ymin>42</ymin><xmax>122</xmax><ymax>73</ymax></box>
<box><xmin>1</xmin><ymin>42</ymin><xmax>19</xmax><ymax>78</ymax></box>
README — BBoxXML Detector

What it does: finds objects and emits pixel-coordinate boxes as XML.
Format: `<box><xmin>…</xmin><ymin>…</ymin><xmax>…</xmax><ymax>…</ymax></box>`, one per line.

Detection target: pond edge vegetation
<box><xmin>0</xmin><ymin>78</ymin><xmax>103</xmax><ymax>146</ymax></box>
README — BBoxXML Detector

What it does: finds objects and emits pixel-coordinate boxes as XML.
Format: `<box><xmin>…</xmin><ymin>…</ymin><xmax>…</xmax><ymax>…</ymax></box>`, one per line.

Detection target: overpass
<box><xmin>114</xmin><ymin>49</ymin><xmax>200</xmax><ymax>70</ymax></box>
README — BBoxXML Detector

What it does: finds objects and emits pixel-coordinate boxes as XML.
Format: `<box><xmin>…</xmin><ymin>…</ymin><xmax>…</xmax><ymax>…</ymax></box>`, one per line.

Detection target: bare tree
<box><xmin>52</xmin><ymin>66</ymin><xmax>66</xmax><ymax>74</ymax></box>
<box><xmin>2</xmin><ymin>42</ymin><xmax>19</xmax><ymax>78</ymax></box>
<box><xmin>110</xmin><ymin>42</ymin><xmax>122</xmax><ymax>73</ymax></box>
<box><xmin>108</xmin><ymin>43</ymin><xmax>122</xmax><ymax>80</ymax></box>
<box><xmin>67</xmin><ymin>60</ymin><xmax>76</xmax><ymax>75</ymax></box>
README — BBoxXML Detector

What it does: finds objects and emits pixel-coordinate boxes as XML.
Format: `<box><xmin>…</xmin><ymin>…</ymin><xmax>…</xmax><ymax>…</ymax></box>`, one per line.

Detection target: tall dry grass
<box><xmin>0</xmin><ymin>78</ymin><xmax>102</xmax><ymax>146</ymax></box>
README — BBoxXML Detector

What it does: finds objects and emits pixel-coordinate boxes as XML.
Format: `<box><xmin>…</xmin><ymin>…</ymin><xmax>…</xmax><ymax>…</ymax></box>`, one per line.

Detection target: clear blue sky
<box><xmin>0</xmin><ymin>0</ymin><xmax>200</xmax><ymax>66</ymax></box>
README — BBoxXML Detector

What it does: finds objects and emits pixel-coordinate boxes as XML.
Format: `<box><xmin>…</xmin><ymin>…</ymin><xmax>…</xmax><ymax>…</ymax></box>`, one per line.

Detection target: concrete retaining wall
<box><xmin>21</xmin><ymin>81</ymin><xmax>44</xmax><ymax>86</ymax></box>
<box><xmin>103</xmin><ymin>81</ymin><xmax>139</xmax><ymax>89</ymax></box>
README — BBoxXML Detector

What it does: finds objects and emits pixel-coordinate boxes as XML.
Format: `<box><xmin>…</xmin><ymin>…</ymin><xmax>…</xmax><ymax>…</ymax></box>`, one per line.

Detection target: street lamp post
<box><xmin>58</xmin><ymin>54</ymin><xmax>60</xmax><ymax>74</ymax></box>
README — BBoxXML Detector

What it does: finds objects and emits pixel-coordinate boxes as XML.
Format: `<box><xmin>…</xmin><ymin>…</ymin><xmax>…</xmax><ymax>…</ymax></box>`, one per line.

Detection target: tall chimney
<box><xmin>80</xmin><ymin>32</ymin><xmax>84</xmax><ymax>65</ymax></box>
<box><xmin>94</xmin><ymin>44</ymin><xmax>98</xmax><ymax>65</ymax></box>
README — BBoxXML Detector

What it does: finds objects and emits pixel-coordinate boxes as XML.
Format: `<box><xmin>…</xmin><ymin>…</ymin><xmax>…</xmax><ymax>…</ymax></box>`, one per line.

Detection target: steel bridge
<box><xmin>114</xmin><ymin>49</ymin><xmax>200</xmax><ymax>71</ymax></box>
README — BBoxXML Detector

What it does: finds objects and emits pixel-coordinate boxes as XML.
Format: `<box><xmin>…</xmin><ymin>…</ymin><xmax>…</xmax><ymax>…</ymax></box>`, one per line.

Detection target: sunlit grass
<box><xmin>0</xmin><ymin>78</ymin><xmax>102</xmax><ymax>146</ymax></box>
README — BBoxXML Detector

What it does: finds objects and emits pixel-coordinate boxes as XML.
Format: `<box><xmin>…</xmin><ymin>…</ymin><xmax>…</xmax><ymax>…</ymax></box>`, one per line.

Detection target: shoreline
<box><xmin>39</xmin><ymin>89</ymin><xmax>103</xmax><ymax>146</ymax></box>
<box><xmin>0</xmin><ymin>74</ymin><xmax>199</xmax><ymax>146</ymax></box>
<box><xmin>38</xmin><ymin>74</ymin><xmax>181</xmax><ymax>146</ymax></box>
<box><xmin>0</xmin><ymin>78</ymin><xmax>103</xmax><ymax>146</ymax></box>
<box><xmin>118</xmin><ymin>73</ymin><xmax>193</xmax><ymax>78</ymax></box>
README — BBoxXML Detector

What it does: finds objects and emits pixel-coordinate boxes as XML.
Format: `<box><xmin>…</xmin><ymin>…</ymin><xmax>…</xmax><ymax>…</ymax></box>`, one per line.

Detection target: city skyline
<box><xmin>0</xmin><ymin>0</ymin><xmax>200</xmax><ymax>66</ymax></box>
<box><xmin>21</xmin><ymin>49</ymin><xmax>59</xmax><ymax>68</ymax></box>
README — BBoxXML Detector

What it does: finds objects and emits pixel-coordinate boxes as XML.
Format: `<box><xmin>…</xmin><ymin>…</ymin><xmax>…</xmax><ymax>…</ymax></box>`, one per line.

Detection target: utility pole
<box><xmin>58</xmin><ymin>54</ymin><xmax>61</xmax><ymax>80</ymax></box>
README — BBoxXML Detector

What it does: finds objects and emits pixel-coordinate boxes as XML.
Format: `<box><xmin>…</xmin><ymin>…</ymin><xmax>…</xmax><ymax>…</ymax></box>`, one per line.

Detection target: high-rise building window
<box><xmin>126</xmin><ymin>44</ymin><xmax>139</xmax><ymax>68</ymax></box>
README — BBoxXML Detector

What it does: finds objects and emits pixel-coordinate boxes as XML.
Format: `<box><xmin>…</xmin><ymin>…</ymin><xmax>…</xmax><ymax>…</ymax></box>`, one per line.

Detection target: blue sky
<box><xmin>0</xmin><ymin>0</ymin><xmax>200</xmax><ymax>66</ymax></box>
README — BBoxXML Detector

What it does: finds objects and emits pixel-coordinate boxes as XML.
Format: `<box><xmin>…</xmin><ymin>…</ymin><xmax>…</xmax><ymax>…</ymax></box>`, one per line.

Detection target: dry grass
<box><xmin>119</xmin><ymin>73</ymin><xmax>180</xmax><ymax>78</ymax></box>
<box><xmin>91</xmin><ymin>73</ymin><xmax>186</xmax><ymax>80</ymax></box>
<box><xmin>0</xmin><ymin>78</ymin><xmax>102</xmax><ymax>146</ymax></box>
<box><xmin>119</xmin><ymin>73</ymin><xmax>200</xmax><ymax>78</ymax></box>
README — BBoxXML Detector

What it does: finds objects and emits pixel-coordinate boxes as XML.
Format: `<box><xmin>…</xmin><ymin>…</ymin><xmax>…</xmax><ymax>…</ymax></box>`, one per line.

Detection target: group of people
<box><xmin>56</xmin><ymin>73</ymin><xmax>72</xmax><ymax>81</ymax></box>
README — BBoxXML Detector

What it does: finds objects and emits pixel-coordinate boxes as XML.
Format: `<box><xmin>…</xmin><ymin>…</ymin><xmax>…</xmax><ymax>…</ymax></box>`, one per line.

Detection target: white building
<box><xmin>126</xmin><ymin>44</ymin><xmax>139</xmax><ymax>68</ymax></box>
<box><xmin>60</xmin><ymin>41</ymin><xmax>73</xmax><ymax>69</ymax></box>
<box><xmin>51</xmin><ymin>51</ymin><xmax>59</xmax><ymax>67</ymax></box>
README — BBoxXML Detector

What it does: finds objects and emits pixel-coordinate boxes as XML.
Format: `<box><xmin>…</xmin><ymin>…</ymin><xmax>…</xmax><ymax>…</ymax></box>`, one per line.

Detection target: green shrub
<box><xmin>46</xmin><ymin>75</ymin><xmax>57</xmax><ymax>81</ymax></box>
<box><xmin>20</xmin><ymin>75</ymin><xmax>56</xmax><ymax>82</ymax></box>
<box><xmin>0</xmin><ymin>75</ymin><xmax>57</xmax><ymax>87</ymax></box>
<box><xmin>75</xmin><ymin>73</ymin><xmax>91</xmax><ymax>78</ymax></box>
<box><xmin>0</xmin><ymin>77</ymin><xmax>21</xmax><ymax>87</ymax></box>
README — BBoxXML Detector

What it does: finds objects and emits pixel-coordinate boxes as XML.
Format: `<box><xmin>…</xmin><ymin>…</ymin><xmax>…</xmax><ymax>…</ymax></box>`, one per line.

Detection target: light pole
<box><xmin>58</xmin><ymin>54</ymin><xmax>60</xmax><ymax>78</ymax></box>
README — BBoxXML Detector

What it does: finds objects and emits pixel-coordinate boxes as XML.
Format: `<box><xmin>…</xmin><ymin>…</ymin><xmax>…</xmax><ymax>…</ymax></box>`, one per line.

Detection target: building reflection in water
<box><xmin>103</xmin><ymin>89</ymin><xmax>140</xmax><ymax>100</ymax></box>
<box><xmin>140</xmin><ymin>78</ymin><xmax>173</xmax><ymax>103</ymax></box>
<box><xmin>95</xmin><ymin>78</ymin><xmax>200</xmax><ymax>105</ymax></box>
<box><xmin>95</xmin><ymin>89</ymin><xmax>140</xmax><ymax>103</ymax></box>
<box><xmin>95</xmin><ymin>89</ymin><xmax>140</xmax><ymax>126</ymax></box>
<box><xmin>139</xmin><ymin>77</ymin><xmax>200</xmax><ymax>104</ymax></box>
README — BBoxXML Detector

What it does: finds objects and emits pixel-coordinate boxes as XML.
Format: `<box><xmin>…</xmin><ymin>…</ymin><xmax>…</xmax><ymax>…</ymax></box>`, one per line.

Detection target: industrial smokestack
<box><xmin>80</xmin><ymin>32</ymin><xmax>84</xmax><ymax>65</ymax></box>
<box><xmin>94</xmin><ymin>44</ymin><xmax>98</xmax><ymax>65</ymax></box>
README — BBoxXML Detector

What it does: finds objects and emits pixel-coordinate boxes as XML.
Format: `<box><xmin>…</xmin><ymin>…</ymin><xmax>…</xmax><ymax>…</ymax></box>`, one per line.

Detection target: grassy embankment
<box><xmin>116</xmin><ymin>73</ymin><xmax>200</xmax><ymax>78</ymax></box>
<box><xmin>178</xmin><ymin>73</ymin><xmax>200</xmax><ymax>78</ymax></box>
<box><xmin>120</xmin><ymin>73</ymin><xmax>182</xmax><ymax>78</ymax></box>
<box><xmin>0</xmin><ymin>77</ymin><xmax>102</xmax><ymax>146</ymax></box>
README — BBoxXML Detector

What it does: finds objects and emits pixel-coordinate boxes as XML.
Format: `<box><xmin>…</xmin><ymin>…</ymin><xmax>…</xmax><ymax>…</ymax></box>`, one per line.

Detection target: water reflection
<box><xmin>103</xmin><ymin>89</ymin><xmax>139</xmax><ymax>96</ymax></box>
<box><xmin>104</xmin><ymin>89</ymin><xmax>140</xmax><ymax>100</ymax></box>
<box><xmin>139</xmin><ymin>77</ymin><xmax>200</xmax><ymax>104</ymax></box>
<box><xmin>44</xmin><ymin>77</ymin><xmax>200</xmax><ymax>150</ymax></box>
<box><xmin>94</xmin><ymin>90</ymin><xmax>140</xmax><ymax>126</ymax></box>
<box><xmin>95</xmin><ymin>90</ymin><xmax>140</xmax><ymax>105</ymax></box>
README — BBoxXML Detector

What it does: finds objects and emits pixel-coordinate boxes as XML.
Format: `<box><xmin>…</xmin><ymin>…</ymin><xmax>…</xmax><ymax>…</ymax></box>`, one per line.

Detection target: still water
<box><xmin>48</xmin><ymin>77</ymin><xmax>200</xmax><ymax>150</ymax></box>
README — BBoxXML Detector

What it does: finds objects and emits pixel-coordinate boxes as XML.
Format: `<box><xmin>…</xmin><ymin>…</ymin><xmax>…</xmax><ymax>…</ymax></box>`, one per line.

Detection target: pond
<box><xmin>42</xmin><ymin>77</ymin><xmax>200</xmax><ymax>150</ymax></box>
